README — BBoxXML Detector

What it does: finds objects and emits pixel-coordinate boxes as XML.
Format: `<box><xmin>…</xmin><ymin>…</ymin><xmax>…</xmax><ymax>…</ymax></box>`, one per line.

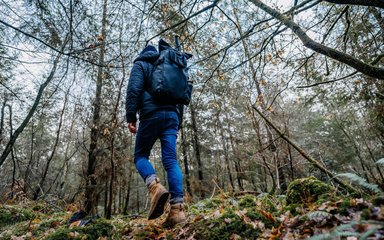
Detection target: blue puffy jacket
<box><xmin>125</xmin><ymin>44</ymin><xmax>183</xmax><ymax>126</ymax></box>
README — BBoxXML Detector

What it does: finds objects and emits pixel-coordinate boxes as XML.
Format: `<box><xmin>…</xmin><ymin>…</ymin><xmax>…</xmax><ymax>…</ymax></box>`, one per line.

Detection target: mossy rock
<box><xmin>286</xmin><ymin>177</ymin><xmax>334</xmax><ymax>204</ymax></box>
<box><xmin>0</xmin><ymin>205</ymin><xmax>36</xmax><ymax>228</ymax></box>
<box><xmin>82</xmin><ymin>219</ymin><xmax>113</xmax><ymax>240</ymax></box>
<box><xmin>45</xmin><ymin>228</ymin><xmax>82</xmax><ymax>240</ymax></box>
<box><xmin>45</xmin><ymin>219</ymin><xmax>113</xmax><ymax>240</ymax></box>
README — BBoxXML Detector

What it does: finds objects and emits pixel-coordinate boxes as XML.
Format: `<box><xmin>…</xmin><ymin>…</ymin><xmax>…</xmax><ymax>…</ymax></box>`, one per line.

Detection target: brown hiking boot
<box><xmin>148</xmin><ymin>178</ymin><xmax>169</xmax><ymax>220</ymax></box>
<box><xmin>164</xmin><ymin>203</ymin><xmax>186</xmax><ymax>226</ymax></box>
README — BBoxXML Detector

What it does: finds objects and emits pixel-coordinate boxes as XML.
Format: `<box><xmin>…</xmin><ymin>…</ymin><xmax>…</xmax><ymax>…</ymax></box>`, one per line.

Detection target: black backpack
<box><xmin>148</xmin><ymin>38</ymin><xmax>193</xmax><ymax>105</ymax></box>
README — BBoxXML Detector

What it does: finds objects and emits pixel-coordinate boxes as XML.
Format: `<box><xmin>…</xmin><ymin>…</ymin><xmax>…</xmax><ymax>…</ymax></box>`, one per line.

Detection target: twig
<box><xmin>146</xmin><ymin>0</ymin><xmax>221</xmax><ymax>43</ymax></box>
<box><xmin>297</xmin><ymin>71</ymin><xmax>358</xmax><ymax>88</ymax></box>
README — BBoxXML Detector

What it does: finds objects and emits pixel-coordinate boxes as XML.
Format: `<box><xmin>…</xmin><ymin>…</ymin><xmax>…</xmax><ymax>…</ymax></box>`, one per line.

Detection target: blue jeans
<box><xmin>134</xmin><ymin>111</ymin><xmax>183</xmax><ymax>202</ymax></box>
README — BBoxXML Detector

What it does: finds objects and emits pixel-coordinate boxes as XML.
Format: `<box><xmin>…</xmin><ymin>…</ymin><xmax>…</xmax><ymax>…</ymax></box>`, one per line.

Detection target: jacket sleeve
<box><xmin>125</xmin><ymin>62</ymin><xmax>146</xmax><ymax>123</ymax></box>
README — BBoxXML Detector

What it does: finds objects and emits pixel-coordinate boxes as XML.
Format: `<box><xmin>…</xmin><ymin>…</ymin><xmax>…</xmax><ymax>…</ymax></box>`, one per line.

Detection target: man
<box><xmin>125</xmin><ymin>39</ymin><xmax>185</xmax><ymax>226</ymax></box>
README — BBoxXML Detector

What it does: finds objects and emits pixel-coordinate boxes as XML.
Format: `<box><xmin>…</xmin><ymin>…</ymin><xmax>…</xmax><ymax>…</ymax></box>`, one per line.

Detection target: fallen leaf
<box><xmin>230</xmin><ymin>233</ymin><xmax>241</xmax><ymax>239</ymax></box>
<box><xmin>260</xmin><ymin>210</ymin><xmax>275</xmax><ymax>222</ymax></box>
<box><xmin>212</xmin><ymin>210</ymin><xmax>221</xmax><ymax>218</ymax></box>
<box><xmin>32</xmin><ymin>218</ymin><xmax>41</xmax><ymax>224</ymax></box>
<box><xmin>224</xmin><ymin>218</ymin><xmax>232</xmax><ymax>224</ymax></box>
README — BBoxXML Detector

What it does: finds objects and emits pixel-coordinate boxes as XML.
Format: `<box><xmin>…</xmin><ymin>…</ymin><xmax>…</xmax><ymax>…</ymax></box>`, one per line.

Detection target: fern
<box><xmin>309</xmin><ymin>221</ymin><xmax>382</xmax><ymax>240</ymax></box>
<box><xmin>336</xmin><ymin>173</ymin><xmax>383</xmax><ymax>194</ymax></box>
<box><xmin>308</xmin><ymin>222</ymin><xmax>359</xmax><ymax>240</ymax></box>
<box><xmin>376</xmin><ymin>158</ymin><xmax>384</xmax><ymax>166</ymax></box>
<box><xmin>308</xmin><ymin>233</ymin><xmax>331</xmax><ymax>240</ymax></box>
<box><xmin>360</xmin><ymin>227</ymin><xmax>381</xmax><ymax>240</ymax></box>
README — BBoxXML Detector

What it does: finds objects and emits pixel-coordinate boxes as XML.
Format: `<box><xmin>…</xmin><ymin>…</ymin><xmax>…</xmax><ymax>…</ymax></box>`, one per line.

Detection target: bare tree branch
<box><xmin>0</xmin><ymin>53</ymin><xmax>62</xmax><ymax>168</ymax></box>
<box><xmin>146</xmin><ymin>0</ymin><xmax>221</xmax><ymax>43</ymax></box>
<box><xmin>323</xmin><ymin>0</ymin><xmax>384</xmax><ymax>9</ymax></box>
<box><xmin>297</xmin><ymin>54</ymin><xmax>384</xmax><ymax>88</ymax></box>
<box><xmin>248</xmin><ymin>0</ymin><xmax>384</xmax><ymax>80</ymax></box>
<box><xmin>0</xmin><ymin>19</ymin><xmax>116</xmax><ymax>68</ymax></box>
<box><xmin>297</xmin><ymin>71</ymin><xmax>358</xmax><ymax>88</ymax></box>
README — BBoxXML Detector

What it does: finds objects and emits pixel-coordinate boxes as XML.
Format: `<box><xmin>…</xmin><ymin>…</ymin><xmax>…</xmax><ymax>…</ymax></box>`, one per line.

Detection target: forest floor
<box><xmin>1</xmin><ymin>182</ymin><xmax>384</xmax><ymax>239</ymax></box>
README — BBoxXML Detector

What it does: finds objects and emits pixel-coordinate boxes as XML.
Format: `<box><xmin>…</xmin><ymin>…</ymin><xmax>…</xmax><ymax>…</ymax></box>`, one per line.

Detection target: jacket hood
<box><xmin>159</xmin><ymin>39</ymin><xmax>172</xmax><ymax>52</ymax></box>
<box><xmin>134</xmin><ymin>45</ymin><xmax>159</xmax><ymax>63</ymax></box>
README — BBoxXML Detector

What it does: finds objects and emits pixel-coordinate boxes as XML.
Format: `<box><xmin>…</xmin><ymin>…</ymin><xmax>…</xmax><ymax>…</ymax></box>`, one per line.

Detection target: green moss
<box><xmin>282</xmin><ymin>203</ymin><xmax>302</xmax><ymax>216</ymax></box>
<box><xmin>82</xmin><ymin>219</ymin><xmax>113</xmax><ymax>240</ymax></box>
<box><xmin>0</xmin><ymin>206</ymin><xmax>36</xmax><ymax>228</ymax></box>
<box><xmin>44</xmin><ymin>219</ymin><xmax>113</xmax><ymax>240</ymax></box>
<box><xmin>239</xmin><ymin>195</ymin><xmax>256</xmax><ymax>208</ymax></box>
<box><xmin>0</xmin><ymin>209</ymin><xmax>13</xmax><ymax>228</ymax></box>
<box><xmin>189</xmin><ymin>197</ymin><xmax>224</xmax><ymax>214</ymax></box>
<box><xmin>0</xmin><ymin>221</ymin><xmax>29</xmax><ymax>239</ymax></box>
<box><xmin>203</xmin><ymin>197</ymin><xmax>224</xmax><ymax>209</ymax></box>
<box><xmin>338</xmin><ymin>198</ymin><xmax>353</xmax><ymax>215</ymax></box>
<box><xmin>286</xmin><ymin>177</ymin><xmax>334</xmax><ymax>205</ymax></box>
<box><xmin>259</xmin><ymin>194</ymin><xmax>278</xmax><ymax>212</ymax></box>
<box><xmin>361</xmin><ymin>208</ymin><xmax>371</xmax><ymax>220</ymax></box>
<box><xmin>132</xmin><ymin>223</ymin><xmax>166</xmax><ymax>240</ymax></box>
<box><xmin>315</xmin><ymin>193</ymin><xmax>336</xmax><ymax>205</ymax></box>
<box><xmin>31</xmin><ymin>202</ymin><xmax>54</xmax><ymax>214</ymax></box>
<box><xmin>372</xmin><ymin>195</ymin><xmax>384</xmax><ymax>206</ymax></box>
<box><xmin>0</xmin><ymin>232</ymin><xmax>12</xmax><ymax>240</ymax></box>
<box><xmin>245</xmin><ymin>208</ymin><xmax>279</xmax><ymax>228</ymax></box>
<box><xmin>191</xmin><ymin>208</ymin><xmax>260</xmax><ymax>239</ymax></box>
<box><xmin>45</xmin><ymin>227</ymin><xmax>83</xmax><ymax>240</ymax></box>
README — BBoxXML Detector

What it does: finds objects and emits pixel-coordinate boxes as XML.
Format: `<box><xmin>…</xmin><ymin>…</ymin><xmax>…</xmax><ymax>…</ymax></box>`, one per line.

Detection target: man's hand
<box><xmin>128</xmin><ymin>122</ymin><xmax>137</xmax><ymax>134</ymax></box>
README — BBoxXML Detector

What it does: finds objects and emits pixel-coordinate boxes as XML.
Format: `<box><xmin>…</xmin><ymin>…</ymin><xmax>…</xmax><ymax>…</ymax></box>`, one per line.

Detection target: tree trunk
<box><xmin>8</xmin><ymin>104</ymin><xmax>16</xmax><ymax>197</ymax></box>
<box><xmin>24</xmin><ymin>121</ymin><xmax>35</xmax><ymax>191</ymax></box>
<box><xmin>248</xmin><ymin>106</ymin><xmax>274</xmax><ymax>193</ymax></box>
<box><xmin>180</xmin><ymin>126</ymin><xmax>192</xmax><ymax>198</ymax></box>
<box><xmin>59</xmin><ymin>101</ymin><xmax>77</xmax><ymax>199</ymax></box>
<box><xmin>227</xmin><ymin>125</ymin><xmax>244</xmax><ymax>191</ymax></box>
<box><xmin>190</xmin><ymin>103</ymin><xmax>205</xmax><ymax>198</ymax></box>
<box><xmin>0</xmin><ymin>99</ymin><xmax>6</xmax><ymax>143</ymax></box>
<box><xmin>219</xmin><ymin>124</ymin><xmax>235</xmax><ymax>191</ymax></box>
<box><xmin>106</xmin><ymin>29</ymin><xmax>127</xmax><ymax>218</ymax></box>
<box><xmin>84</xmin><ymin>0</ymin><xmax>108</xmax><ymax>214</ymax></box>
<box><xmin>123</xmin><ymin>164</ymin><xmax>132</xmax><ymax>215</ymax></box>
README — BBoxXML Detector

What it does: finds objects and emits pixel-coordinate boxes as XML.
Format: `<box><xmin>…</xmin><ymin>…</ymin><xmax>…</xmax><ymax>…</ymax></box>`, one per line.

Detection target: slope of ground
<box><xmin>1</xmin><ymin>183</ymin><xmax>384</xmax><ymax>239</ymax></box>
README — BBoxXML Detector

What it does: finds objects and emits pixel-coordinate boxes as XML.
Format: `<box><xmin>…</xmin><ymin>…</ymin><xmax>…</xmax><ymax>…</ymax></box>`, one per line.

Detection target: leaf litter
<box><xmin>0</xmin><ymin>193</ymin><xmax>383</xmax><ymax>239</ymax></box>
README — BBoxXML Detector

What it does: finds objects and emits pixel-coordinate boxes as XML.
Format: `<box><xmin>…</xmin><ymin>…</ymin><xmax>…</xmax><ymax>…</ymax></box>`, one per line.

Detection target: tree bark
<box><xmin>227</xmin><ymin>124</ymin><xmax>244</xmax><ymax>191</ymax></box>
<box><xmin>248</xmin><ymin>0</ymin><xmax>384</xmax><ymax>80</ymax></box>
<box><xmin>180</xmin><ymin>126</ymin><xmax>192</xmax><ymax>197</ymax></box>
<box><xmin>190</xmin><ymin>103</ymin><xmax>205</xmax><ymax>198</ymax></box>
<box><xmin>106</xmin><ymin>27</ymin><xmax>126</xmax><ymax>219</ymax></box>
<box><xmin>0</xmin><ymin>99</ymin><xmax>6</xmax><ymax>143</ymax></box>
<box><xmin>122</xmin><ymin>164</ymin><xmax>132</xmax><ymax>215</ymax></box>
<box><xmin>84</xmin><ymin>0</ymin><xmax>108</xmax><ymax>214</ymax></box>
<box><xmin>219</xmin><ymin>124</ymin><xmax>235</xmax><ymax>191</ymax></box>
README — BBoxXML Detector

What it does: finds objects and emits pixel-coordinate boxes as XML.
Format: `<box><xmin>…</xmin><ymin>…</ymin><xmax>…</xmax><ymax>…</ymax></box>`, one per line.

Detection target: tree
<box><xmin>84</xmin><ymin>0</ymin><xmax>108</xmax><ymax>214</ymax></box>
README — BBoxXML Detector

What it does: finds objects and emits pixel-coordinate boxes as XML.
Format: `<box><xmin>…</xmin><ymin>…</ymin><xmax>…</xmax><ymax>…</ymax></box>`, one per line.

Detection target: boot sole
<box><xmin>148</xmin><ymin>192</ymin><xmax>170</xmax><ymax>220</ymax></box>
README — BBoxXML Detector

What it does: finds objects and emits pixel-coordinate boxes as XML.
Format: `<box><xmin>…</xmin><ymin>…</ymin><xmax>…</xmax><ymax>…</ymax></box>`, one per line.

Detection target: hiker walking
<box><xmin>125</xmin><ymin>38</ymin><xmax>192</xmax><ymax>226</ymax></box>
